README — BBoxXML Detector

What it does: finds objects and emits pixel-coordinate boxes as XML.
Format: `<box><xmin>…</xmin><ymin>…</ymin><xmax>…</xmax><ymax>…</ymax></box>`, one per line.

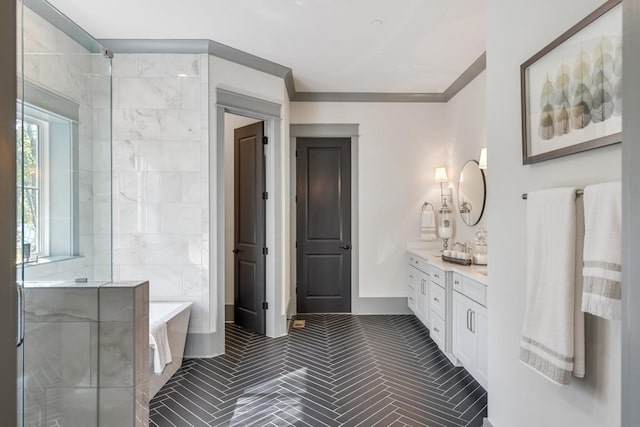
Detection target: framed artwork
<box><xmin>521</xmin><ymin>0</ymin><xmax>622</xmax><ymax>165</ymax></box>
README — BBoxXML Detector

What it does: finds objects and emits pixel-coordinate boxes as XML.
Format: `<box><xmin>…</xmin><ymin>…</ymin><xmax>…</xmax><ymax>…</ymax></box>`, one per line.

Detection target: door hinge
<box><xmin>262</xmin><ymin>136</ymin><xmax>268</xmax><ymax>145</ymax></box>
<box><xmin>295</xmin><ymin>149</ymin><xmax>298</xmax><ymax>157</ymax></box>
<box><xmin>263</xmin><ymin>301</ymin><xmax>269</xmax><ymax>310</ymax></box>
<box><xmin>262</xmin><ymin>192</ymin><xmax>268</xmax><ymax>200</ymax></box>
<box><xmin>262</xmin><ymin>247</ymin><xmax>269</xmax><ymax>255</ymax></box>
<box><xmin>295</xmin><ymin>242</ymin><xmax>297</xmax><ymax>249</ymax></box>
<box><xmin>295</xmin><ymin>195</ymin><xmax>297</xmax><ymax>203</ymax></box>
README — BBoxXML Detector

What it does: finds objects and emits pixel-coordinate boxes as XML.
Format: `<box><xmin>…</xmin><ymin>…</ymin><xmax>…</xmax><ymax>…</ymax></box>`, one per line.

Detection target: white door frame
<box><xmin>214</xmin><ymin>89</ymin><xmax>287</xmax><ymax>350</ymax></box>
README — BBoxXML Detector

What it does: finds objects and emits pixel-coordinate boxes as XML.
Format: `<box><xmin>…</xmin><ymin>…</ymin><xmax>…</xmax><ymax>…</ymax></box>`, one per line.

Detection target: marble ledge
<box><xmin>406</xmin><ymin>244</ymin><xmax>488</xmax><ymax>285</ymax></box>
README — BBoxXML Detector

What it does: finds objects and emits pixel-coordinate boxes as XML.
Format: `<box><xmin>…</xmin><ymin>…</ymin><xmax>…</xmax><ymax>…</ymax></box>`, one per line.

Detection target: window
<box><xmin>17</xmin><ymin>115</ymin><xmax>48</xmax><ymax>259</ymax></box>
<box><xmin>17</xmin><ymin>94</ymin><xmax>79</xmax><ymax>264</ymax></box>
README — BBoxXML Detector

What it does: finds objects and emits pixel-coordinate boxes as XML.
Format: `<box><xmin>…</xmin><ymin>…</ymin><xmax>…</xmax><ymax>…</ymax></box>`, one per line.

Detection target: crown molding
<box><xmin>100</xmin><ymin>39</ymin><xmax>485</xmax><ymax>103</ymax></box>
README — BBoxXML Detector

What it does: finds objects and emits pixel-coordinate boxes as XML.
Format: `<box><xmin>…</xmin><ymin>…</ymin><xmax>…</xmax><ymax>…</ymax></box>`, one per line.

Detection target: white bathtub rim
<box><xmin>149</xmin><ymin>301</ymin><xmax>194</xmax><ymax>323</ymax></box>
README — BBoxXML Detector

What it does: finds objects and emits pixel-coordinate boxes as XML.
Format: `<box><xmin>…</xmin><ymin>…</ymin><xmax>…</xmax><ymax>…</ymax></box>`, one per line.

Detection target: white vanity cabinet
<box><xmin>407</xmin><ymin>265</ymin><xmax>418</xmax><ymax>313</ymax></box>
<box><xmin>429</xmin><ymin>265</ymin><xmax>453</xmax><ymax>358</ymax></box>
<box><xmin>407</xmin><ymin>254</ymin><xmax>430</xmax><ymax>328</ymax></box>
<box><xmin>452</xmin><ymin>272</ymin><xmax>488</xmax><ymax>389</ymax></box>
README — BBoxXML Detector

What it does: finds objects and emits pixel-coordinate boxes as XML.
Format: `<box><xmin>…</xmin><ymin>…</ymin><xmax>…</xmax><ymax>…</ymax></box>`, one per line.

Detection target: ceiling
<box><xmin>48</xmin><ymin>0</ymin><xmax>486</xmax><ymax>93</ymax></box>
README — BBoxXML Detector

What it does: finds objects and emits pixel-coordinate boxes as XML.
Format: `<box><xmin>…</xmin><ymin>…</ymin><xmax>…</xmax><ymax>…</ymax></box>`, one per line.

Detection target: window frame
<box><xmin>17</xmin><ymin>89</ymin><xmax>79</xmax><ymax>263</ymax></box>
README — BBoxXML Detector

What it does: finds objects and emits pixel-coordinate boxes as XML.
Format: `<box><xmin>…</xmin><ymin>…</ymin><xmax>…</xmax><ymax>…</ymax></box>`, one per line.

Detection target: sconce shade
<box><xmin>479</xmin><ymin>148</ymin><xmax>487</xmax><ymax>170</ymax></box>
<box><xmin>434</xmin><ymin>167</ymin><xmax>448</xmax><ymax>183</ymax></box>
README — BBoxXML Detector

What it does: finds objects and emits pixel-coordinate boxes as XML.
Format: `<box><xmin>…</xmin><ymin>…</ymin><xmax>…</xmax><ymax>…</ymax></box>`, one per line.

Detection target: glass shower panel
<box><xmin>17</xmin><ymin>0</ymin><xmax>112</xmax><ymax>426</ymax></box>
<box><xmin>20</xmin><ymin>1</ymin><xmax>112</xmax><ymax>284</ymax></box>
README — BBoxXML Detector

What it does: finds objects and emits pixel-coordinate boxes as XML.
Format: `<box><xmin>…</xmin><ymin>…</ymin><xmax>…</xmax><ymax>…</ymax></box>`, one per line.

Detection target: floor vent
<box><xmin>292</xmin><ymin>319</ymin><xmax>305</xmax><ymax>328</ymax></box>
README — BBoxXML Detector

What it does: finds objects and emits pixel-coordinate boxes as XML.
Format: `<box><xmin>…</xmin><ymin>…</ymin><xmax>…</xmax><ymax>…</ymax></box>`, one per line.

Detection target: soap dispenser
<box><xmin>473</xmin><ymin>227</ymin><xmax>488</xmax><ymax>265</ymax></box>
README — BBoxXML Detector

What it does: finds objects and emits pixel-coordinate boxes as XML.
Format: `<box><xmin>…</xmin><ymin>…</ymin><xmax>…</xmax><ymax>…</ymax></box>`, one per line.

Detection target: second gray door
<box><xmin>296</xmin><ymin>137</ymin><xmax>351</xmax><ymax>313</ymax></box>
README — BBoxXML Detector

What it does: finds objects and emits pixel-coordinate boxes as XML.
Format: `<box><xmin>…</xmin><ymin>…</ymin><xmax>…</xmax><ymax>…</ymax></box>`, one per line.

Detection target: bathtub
<box><xmin>148</xmin><ymin>301</ymin><xmax>193</xmax><ymax>399</ymax></box>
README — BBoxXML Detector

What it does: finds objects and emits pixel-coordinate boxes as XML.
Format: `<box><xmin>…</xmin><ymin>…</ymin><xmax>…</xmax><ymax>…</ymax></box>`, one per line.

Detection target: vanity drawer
<box><xmin>430</xmin><ymin>312</ymin><xmax>446</xmax><ymax>349</ymax></box>
<box><xmin>430</xmin><ymin>266</ymin><xmax>445</xmax><ymax>287</ymax></box>
<box><xmin>452</xmin><ymin>273</ymin><xmax>463</xmax><ymax>292</ymax></box>
<box><xmin>408</xmin><ymin>254</ymin><xmax>430</xmax><ymax>274</ymax></box>
<box><xmin>453</xmin><ymin>273</ymin><xmax>487</xmax><ymax>307</ymax></box>
<box><xmin>463</xmin><ymin>277</ymin><xmax>487</xmax><ymax>307</ymax></box>
<box><xmin>430</xmin><ymin>281</ymin><xmax>446</xmax><ymax>319</ymax></box>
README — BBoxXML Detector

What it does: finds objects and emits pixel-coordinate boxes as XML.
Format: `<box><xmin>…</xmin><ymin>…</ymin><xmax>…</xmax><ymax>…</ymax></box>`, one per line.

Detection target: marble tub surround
<box><xmin>112</xmin><ymin>53</ymin><xmax>209</xmax><ymax>335</ymax></box>
<box><xmin>24</xmin><ymin>281</ymin><xmax>149</xmax><ymax>427</ymax></box>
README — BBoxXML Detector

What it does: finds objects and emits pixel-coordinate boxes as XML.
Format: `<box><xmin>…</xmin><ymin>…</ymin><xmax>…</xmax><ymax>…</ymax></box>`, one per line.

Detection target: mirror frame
<box><xmin>457</xmin><ymin>159</ymin><xmax>487</xmax><ymax>226</ymax></box>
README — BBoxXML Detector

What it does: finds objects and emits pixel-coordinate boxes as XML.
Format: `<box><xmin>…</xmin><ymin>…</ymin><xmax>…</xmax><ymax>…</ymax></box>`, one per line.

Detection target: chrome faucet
<box><xmin>453</xmin><ymin>242</ymin><xmax>470</xmax><ymax>253</ymax></box>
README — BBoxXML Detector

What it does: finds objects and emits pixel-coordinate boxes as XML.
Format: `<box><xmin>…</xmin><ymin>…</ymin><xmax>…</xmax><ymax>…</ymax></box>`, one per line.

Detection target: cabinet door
<box><xmin>415</xmin><ymin>271</ymin><xmax>430</xmax><ymax>327</ymax></box>
<box><xmin>474</xmin><ymin>305</ymin><xmax>488</xmax><ymax>389</ymax></box>
<box><xmin>408</xmin><ymin>266</ymin><xmax>418</xmax><ymax>313</ymax></box>
<box><xmin>452</xmin><ymin>291</ymin><xmax>475</xmax><ymax>369</ymax></box>
<box><xmin>415</xmin><ymin>274</ymin><xmax>426</xmax><ymax>321</ymax></box>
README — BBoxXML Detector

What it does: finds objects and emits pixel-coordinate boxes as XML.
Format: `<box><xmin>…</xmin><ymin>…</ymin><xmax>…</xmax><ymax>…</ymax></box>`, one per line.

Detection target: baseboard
<box><xmin>352</xmin><ymin>297</ymin><xmax>412</xmax><ymax>315</ymax></box>
<box><xmin>184</xmin><ymin>331</ymin><xmax>224</xmax><ymax>358</ymax></box>
<box><xmin>225</xmin><ymin>304</ymin><xmax>234</xmax><ymax>322</ymax></box>
<box><xmin>483</xmin><ymin>418</ymin><xmax>494</xmax><ymax>427</ymax></box>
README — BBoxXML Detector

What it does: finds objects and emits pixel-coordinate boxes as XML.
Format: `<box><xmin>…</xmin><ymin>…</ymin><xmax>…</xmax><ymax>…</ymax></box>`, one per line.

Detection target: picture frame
<box><xmin>521</xmin><ymin>0</ymin><xmax>622</xmax><ymax>165</ymax></box>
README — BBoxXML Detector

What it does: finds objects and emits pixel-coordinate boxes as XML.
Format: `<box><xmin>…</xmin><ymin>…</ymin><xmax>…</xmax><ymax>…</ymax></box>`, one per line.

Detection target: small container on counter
<box><xmin>473</xmin><ymin>228</ymin><xmax>488</xmax><ymax>265</ymax></box>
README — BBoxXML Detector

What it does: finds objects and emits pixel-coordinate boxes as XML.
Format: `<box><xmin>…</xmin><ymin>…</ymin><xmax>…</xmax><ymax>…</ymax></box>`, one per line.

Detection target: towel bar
<box><xmin>521</xmin><ymin>189</ymin><xmax>584</xmax><ymax>200</ymax></box>
<box><xmin>422</xmin><ymin>202</ymin><xmax>435</xmax><ymax>212</ymax></box>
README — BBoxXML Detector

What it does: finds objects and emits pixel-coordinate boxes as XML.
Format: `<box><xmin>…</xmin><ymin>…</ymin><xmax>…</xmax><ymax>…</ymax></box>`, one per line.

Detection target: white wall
<box><xmin>111</xmin><ymin>53</ymin><xmax>211</xmax><ymax>333</ymax></box>
<box><xmin>290</xmin><ymin>102</ymin><xmax>448</xmax><ymax>298</ymax></box>
<box><xmin>487</xmin><ymin>0</ymin><xmax>621</xmax><ymax>426</ymax></box>
<box><xmin>444</xmin><ymin>71</ymin><xmax>487</xmax><ymax>245</ymax></box>
<box><xmin>223</xmin><ymin>113</ymin><xmax>260</xmax><ymax>306</ymax></box>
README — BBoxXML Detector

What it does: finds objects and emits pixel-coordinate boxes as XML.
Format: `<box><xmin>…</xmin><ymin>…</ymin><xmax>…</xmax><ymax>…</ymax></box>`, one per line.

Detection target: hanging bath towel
<box><xmin>520</xmin><ymin>187</ymin><xmax>585</xmax><ymax>385</ymax></box>
<box><xmin>582</xmin><ymin>181</ymin><xmax>622</xmax><ymax>320</ymax></box>
<box><xmin>420</xmin><ymin>209</ymin><xmax>437</xmax><ymax>241</ymax></box>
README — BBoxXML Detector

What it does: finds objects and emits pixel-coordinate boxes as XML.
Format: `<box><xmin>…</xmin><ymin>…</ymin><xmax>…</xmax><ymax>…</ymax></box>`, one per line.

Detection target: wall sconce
<box><xmin>434</xmin><ymin>166</ymin><xmax>453</xmax><ymax>250</ymax></box>
<box><xmin>479</xmin><ymin>148</ymin><xmax>487</xmax><ymax>170</ymax></box>
<box><xmin>434</xmin><ymin>166</ymin><xmax>448</xmax><ymax>205</ymax></box>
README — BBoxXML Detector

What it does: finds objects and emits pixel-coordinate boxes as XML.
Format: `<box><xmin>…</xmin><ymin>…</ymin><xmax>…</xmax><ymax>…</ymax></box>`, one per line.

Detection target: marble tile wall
<box><xmin>20</xmin><ymin>6</ymin><xmax>112</xmax><ymax>282</ymax></box>
<box><xmin>112</xmin><ymin>54</ymin><xmax>210</xmax><ymax>333</ymax></box>
<box><xmin>23</xmin><ymin>282</ymin><xmax>149</xmax><ymax>427</ymax></box>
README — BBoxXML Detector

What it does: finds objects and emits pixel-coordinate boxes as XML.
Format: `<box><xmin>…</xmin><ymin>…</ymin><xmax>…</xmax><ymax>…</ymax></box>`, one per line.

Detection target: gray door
<box><xmin>296</xmin><ymin>137</ymin><xmax>352</xmax><ymax>313</ymax></box>
<box><xmin>234</xmin><ymin>122</ymin><xmax>266</xmax><ymax>335</ymax></box>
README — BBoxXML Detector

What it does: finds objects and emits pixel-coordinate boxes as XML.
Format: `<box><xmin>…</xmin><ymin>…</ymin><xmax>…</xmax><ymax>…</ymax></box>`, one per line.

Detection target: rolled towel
<box><xmin>420</xmin><ymin>210</ymin><xmax>437</xmax><ymax>240</ymax></box>
<box><xmin>581</xmin><ymin>181</ymin><xmax>622</xmax><ymax>320</ymax></box>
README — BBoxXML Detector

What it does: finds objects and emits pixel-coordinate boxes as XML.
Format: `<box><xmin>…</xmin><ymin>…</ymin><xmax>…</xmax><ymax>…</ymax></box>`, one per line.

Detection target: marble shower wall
<box><xmin>112</xmin><ymin>54</ymin><xmax>210</xmax><ymax>333</ymax></box>
<box><xmin>20</xmin><ymin>6</ymin><xmax>112</xmax><ymax>282</ymax></box>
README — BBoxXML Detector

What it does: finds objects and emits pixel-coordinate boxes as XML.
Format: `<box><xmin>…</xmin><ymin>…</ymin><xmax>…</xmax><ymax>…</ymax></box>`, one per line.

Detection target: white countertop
<box><xmin>407</xmin><ymin>248</ymin><xmax>488</xmax><ymax>285</ymax></box>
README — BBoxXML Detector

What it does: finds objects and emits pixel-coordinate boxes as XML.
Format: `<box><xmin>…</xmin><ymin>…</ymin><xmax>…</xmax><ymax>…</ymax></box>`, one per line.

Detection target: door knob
<box><xmin>232</xmin><ymin>249</ymin><xmax>242</xmax><ymax>254</ymax></box>
<box><xmin>340</xmin><ymin>245</ymin><xmax>352</xmax><ymax>250</ymax></box>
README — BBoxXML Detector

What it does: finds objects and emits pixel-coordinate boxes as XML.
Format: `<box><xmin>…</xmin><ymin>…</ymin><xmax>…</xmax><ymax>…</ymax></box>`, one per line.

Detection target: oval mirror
<box><xmin>457</xmin><ymin>160</ymin><xmax>486</xmax><ymax>226</ymax></box>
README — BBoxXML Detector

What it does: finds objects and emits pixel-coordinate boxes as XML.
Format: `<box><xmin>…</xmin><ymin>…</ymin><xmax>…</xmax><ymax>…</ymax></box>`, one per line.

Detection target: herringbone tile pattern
<box><xmin>150</xmin><ymin>314</ymin><xmax>487</xmax><ymax>426</ymax></box>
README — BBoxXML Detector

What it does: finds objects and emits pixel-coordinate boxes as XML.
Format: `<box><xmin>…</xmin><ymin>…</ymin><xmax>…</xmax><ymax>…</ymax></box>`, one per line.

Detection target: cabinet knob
<box><xmin>434</xmin><ymin>327</ymin><xmax>440</xmax><ymax>333</ymax></box>
<box><xmin>454</xmin><ymin>280</ymin><xmax>460</xmax><ymax>285</ymax></box>
<box><xmin>434</xmin><ymin>297</ymin><xmax>439</xmax><ymax>303</ymax></box>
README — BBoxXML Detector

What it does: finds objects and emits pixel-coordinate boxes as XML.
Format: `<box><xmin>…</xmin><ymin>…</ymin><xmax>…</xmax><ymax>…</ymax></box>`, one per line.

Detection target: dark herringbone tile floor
<box><xmin>150</xmin><ymin>314</ymin><xmax>487</xmax><ymax>427</ymax></box>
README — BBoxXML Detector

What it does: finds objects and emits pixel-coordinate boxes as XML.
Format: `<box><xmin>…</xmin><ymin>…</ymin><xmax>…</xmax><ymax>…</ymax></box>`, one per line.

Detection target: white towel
<box><xmin>149</xmin><ymin>320</ymin><xmax>172</xmax><ymax>374</ymax></box>
<box><xmin>420</xmin><ymin>210</ymin><xmax>437</xmax><ymax>240</ymax></box>
<box><xmin>581</xmin><ymin>181</ymin><xmax>622</xmax><ymax>320</ymax></box>
<box><xmin>520</xmin><ymin>187</ymin><xmax>585</xmax><ymax>385</ymax></box>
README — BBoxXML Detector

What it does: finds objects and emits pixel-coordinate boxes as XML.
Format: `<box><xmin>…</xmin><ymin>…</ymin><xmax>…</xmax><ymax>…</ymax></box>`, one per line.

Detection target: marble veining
<box><xmin>112</xmin><ymin>53</ymin><xmax>210</xmax><ymax>333</ymax></box>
